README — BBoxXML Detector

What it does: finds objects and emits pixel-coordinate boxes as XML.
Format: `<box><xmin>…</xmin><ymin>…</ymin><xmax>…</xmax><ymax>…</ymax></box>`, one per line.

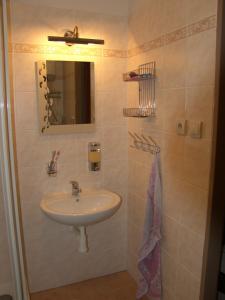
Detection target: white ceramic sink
<box><xmin>40</xmin><ymin>189</ymin><xmax>122</xmax><ymax>227</ymax></box>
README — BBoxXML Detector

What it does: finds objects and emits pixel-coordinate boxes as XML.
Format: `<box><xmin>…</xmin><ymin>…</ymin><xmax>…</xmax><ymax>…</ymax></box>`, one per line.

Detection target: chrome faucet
<box><xmin>70</xmin><ymin>181</ymin><xmax>81</xmax><ymax>197</ymax></box>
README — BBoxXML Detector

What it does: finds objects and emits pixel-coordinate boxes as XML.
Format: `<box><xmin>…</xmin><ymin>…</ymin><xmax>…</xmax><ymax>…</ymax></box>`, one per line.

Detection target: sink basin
<box><xmin>40</xmin><ymin>189</ymin><xmax>122</xmax><ymax>227</ymax></box>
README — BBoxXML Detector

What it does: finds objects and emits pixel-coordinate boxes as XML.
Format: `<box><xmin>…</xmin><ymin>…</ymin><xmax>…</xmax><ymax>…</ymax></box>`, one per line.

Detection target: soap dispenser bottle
<box><xmin>88</xmin><ymin>142</ymin><xmax>101</xmax><ymax>171</ymax></box>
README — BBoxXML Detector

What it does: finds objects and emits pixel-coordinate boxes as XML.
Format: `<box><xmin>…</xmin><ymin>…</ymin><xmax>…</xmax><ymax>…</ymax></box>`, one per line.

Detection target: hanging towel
<box><xmin>136</xmin><ymin>154</ymin><xmax>162</xmax><ymax>300</ymax></box>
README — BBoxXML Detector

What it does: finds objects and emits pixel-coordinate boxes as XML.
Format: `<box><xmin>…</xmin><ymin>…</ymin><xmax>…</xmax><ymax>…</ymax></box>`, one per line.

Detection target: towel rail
<box><xmin>128</xmin><ymin>131</ymin><xmax>160</xmax><ymax>155</ymax></box>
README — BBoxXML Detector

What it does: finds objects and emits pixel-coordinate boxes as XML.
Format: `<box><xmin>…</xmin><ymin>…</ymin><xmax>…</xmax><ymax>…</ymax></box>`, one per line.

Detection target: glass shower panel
<box><xmin>0</xmin><ymin>177</ymin><xmax>13</xmax><ymax>299</ymax></box>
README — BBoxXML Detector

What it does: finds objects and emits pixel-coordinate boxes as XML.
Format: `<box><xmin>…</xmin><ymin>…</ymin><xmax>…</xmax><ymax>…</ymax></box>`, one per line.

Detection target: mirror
<box><xmin>36</xmin><ymin>60</ymin><xmax>95</xmax><ymax>134</ymax></box>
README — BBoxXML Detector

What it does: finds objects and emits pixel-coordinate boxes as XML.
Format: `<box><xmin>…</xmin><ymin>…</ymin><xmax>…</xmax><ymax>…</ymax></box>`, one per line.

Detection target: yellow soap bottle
<box><xmin>88</xmin><ymin>142</ymin><xmax>101</xmax><ymax>171</ymax></box>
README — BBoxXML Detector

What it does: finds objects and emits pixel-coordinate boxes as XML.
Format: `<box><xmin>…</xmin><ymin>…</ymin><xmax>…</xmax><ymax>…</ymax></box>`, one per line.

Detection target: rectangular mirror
<box><xmin>36</xmin><ymin>60</ymin><xmax>95</xmax><ymax>134</ymax></box>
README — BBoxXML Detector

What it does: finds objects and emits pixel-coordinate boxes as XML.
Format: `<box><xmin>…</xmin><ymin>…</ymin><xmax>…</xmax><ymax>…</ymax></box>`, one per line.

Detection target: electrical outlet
<box><xmin>176</xmin><ymin>119</ymin><xmax>187</xmax><ymax>135</ymax></box>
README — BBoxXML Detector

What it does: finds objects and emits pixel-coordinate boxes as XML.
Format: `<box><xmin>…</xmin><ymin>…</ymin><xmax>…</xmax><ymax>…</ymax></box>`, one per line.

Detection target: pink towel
<box><xmin>136</xmin><ymin>154</ymin><xmax>162</xmax><ymax>300</ymax></box>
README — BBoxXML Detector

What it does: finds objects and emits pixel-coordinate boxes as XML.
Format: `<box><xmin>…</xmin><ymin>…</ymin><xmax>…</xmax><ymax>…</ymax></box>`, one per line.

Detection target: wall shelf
<box><xmin>123</xmin><ymin>62</ymin><xmax>156</xmax><ymax>118</ymax></box>
<box><xmin>123</xmin><ymin>69</ymin><xmax>155</xmax><ymax>82</ymax></box>
<box><xmin>123</xmin><ymin>107</ymin><xmax>155</xmax><ymax>118</ymax></box>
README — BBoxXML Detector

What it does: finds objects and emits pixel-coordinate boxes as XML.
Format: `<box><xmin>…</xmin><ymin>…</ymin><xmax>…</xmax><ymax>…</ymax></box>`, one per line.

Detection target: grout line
<box><xmin>162</xmin><ymin>247</ymin><xmax>202</xmax><ymax>283</ymax></box>
<box><xmin>162</xmin><ymin>212</ymin><xmax>206</xmax><ymax>241</ymax></box>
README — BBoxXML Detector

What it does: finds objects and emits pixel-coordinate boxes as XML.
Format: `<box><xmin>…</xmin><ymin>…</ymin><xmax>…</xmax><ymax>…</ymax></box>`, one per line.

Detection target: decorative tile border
<box><xmin>128</xmin><ymin>15</ymin><xmax>217</xmax><ymax>57</ymax></box>
<box><xmin>10</xmin><ymin>43</ymin><xmax>126</xmax><ymax>58</ymax></box>
<box><xmin>10</xmin><ymin>15</ymin><xmax>216</xmax><ymax>58</ymax></box>
<box><xmin>103</xmin><ymin>49</ymin><xmax>127</xmax><ymax>58</ymax></box>
<box><xmin>11</xmin><ymin>43</ymin><xmax>103</xmax><ymax>57</ymax></box>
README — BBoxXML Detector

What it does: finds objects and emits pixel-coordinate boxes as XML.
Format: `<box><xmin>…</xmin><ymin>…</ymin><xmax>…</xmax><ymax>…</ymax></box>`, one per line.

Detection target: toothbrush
<box><xmin>52</xmin><ymin>150</ymin><xmax>60</xmax><ymax>169</ymax></box>
<box><xmin>49</xmin><ymin>151</ymin><xmax>56</xmax><ymax>170</ymax></box>
<box><xmin>52</xmin><ymin>150</ymin><xmax>56</xmax><ymax>160</ymax></box>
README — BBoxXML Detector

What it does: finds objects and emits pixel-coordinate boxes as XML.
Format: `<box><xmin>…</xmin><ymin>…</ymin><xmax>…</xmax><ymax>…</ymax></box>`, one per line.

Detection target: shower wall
<box><xmin>11</xmin><ymin>0</ymin><xmax>128</xmax><ymax>292</ymax></box>
<box><xmin>0</xmin><ymin>178</ymin><xmax>13</xmax><ymax>295</ymax></box>
<box><xmin>127</xmin><ymin>0</ymin><xmax>217</xmax><ymax>299</ymax></box>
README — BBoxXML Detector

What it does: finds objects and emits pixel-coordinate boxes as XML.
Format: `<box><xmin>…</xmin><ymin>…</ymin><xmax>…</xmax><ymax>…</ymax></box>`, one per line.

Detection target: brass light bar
<box><xmin>48</xmin><ymin>25</ymin><xmax>104</xmax><ymax>46</ymax></box>
<box><xmin>48</xmin><ymin>36</ymin><xmax>104</xmax><ymax>45</ymax></box>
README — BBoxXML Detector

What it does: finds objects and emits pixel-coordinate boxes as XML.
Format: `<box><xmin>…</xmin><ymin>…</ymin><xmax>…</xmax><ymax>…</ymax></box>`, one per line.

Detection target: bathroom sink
<box><xmin>40</xmin><ymin>189</ymin><xmax>122</xmax><ymax>227</ymax></box>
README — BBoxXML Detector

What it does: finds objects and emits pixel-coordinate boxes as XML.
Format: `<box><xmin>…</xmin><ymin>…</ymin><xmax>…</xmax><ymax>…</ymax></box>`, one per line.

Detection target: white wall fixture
<box><xmin>176</xmin><ymin>119</ymin><xmax>187</xmax><ymax>136</ymax></box>
<box><xmin>189</xmin><ymin>120</ymin><xmax>203</xmax><ymax>139</ymax></box>
<box><xmin>40</xmin><ymin>188</ymin><xmax>122</xmax><ymax>253</ymax></box>
<box><xmin>88</xmin><ymin>142</ymin><xmax>101</xmax><ymax>171</ymax></box>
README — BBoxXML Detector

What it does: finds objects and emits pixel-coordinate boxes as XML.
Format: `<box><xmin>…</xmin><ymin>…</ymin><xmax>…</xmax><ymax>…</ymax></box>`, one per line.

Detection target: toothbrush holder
<box><xmin>47</xmin><ymin>161</ymin><xmax>57</xmax><ymax>177</ymax></box>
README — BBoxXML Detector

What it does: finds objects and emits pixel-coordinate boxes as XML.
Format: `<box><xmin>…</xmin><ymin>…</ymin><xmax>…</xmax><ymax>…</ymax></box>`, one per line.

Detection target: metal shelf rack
<box><xmin>123</xmin><ymin>61</ymin><xmax>156</xmax><ymax>118</ymax></box>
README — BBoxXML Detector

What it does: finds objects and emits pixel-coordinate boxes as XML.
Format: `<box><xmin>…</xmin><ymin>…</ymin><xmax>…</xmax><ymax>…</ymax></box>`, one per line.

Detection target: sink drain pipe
<box><xmin>74</xmin><ymin>226</ymin><xmax>88</xmax><ymax>253</ymax></box>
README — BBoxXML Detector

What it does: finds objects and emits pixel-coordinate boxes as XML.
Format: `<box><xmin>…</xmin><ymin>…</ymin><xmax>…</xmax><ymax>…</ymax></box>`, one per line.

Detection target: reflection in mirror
<box><xmin>37</xmin><ymin>60</ymin><xmax>95</xmax><ymax>134</ymax></box>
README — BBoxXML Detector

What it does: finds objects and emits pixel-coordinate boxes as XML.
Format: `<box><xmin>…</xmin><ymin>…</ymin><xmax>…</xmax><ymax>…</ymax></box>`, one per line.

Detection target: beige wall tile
<box><xmin>163</xmin><ymin>287</ymin><xmax>176</xmax><ymax>300</ymax></box>
<box><xmin>177</xmin><ymin>225</ymin><xmax>204</xmax><ymax>278</ymax></box>
<box><xmin>162</xmin><ymin>153</ymin><xmax>184</xmax><ymax>183</ymax></box>
<box><xmin>183</xmin><ymin>156</ymin><xmax>211</xmax><ymax>189</ymax></box>
<box><xmin>128</xmin><ymin>162</ymin><xmax>150</xmax><ymax>201</ymax></box>
<box><xmin>101</xmin><ymin>58</ymin><xmax>126</xmax><ymax>92</ymax></box>
<box><xmin>161</xmin><ymin>215</ymin><xmax>179</xmax><ymax>257</ymax></box>
<box><xmin>185</xmin><ymin>0</ymin><xmax>217</xmax><ymax>24</ymax></box>
<box><xmin>13</xmin><ymin>53</ymin><xmax>37</xmax><ymax>92</ymax></box>
<box><xmin>102</xmin><ymin>90</ymin><xmax>127</xmax><ymax>127</ymax></box>
<box><xmin>127</xmin><ymin>222</ymin><xmax>142</xmax><ymax>258</ymax></box>
<box><xmin>101</xmin><ymin>15</ymin><xmax>128</xmax><ymax>49</ymax></box>
<box><xmin>127</xmin><ymin>248</ymin><xmax>139</xmax><ymax>282</ymax></box>
<box><xmin>127</xmin><ymin>192</ymin><xmax>146</xmax><ymax>229</ymax></box>
<box><xmin>179</xmin><ymin>182</ymin><xmax>208</xmax><ymax>236</ymax></box>
<box><xmin>162</xmin><ymin>133</ymin><xmax>185</xmax><ymax>157</ymax></box>
<box><xmin>12</xmin><ymin>1</ymin><xmax>76</xmax><ymax>44</ymax></box>
<box><xmin>163</xmin><ymin>177</ymin><xmax>184</xmax><ymax>220</ymax></box>
<box><xmin>14</xmin><ymin>91</ymin><xmax>39</xmax><ymax>132</ymax></box>
<box><xmin>16</xmin><ymin>131</ymin><xmax>50</xmax><ymax>168</ymax></box>
<box><xmin>175</xmin><ymin>264</ymin><xmax>201</xmax><ymax>300</ymax></box>
<box><xmin>102</xmin><ymin>125</ymin><xmax>127</xmax><ymax>161</ymax></box>
<box><xmin>161</xmin><ymin>0</ymin><xmax>188</xmax><ymax>33</ymax></box>
<box><xmin>128</xmin><ymin>0</ymin><xmax>163</xmax><ymax>47</ymax></box>
<box><xmin>162</xmin><ymin>40</ymin><xmax>187</xmax><ymax>89</ymax></box>
<box><xmin>184</xmin><ymin>137</ymin><xmax>212</xmax><ymax>162</ymax></box>
<box><xmin>186</xmin><ymin>86</ymin><xmax>215</xmax><ymax>139</ymax></box>
<box><xmin>186</xmin><ymin>29</ymin><xmax>216</xmax><ymax>86</ymax></box>
<box><xmin>103</xmin><ymin>158</ymin><xmax>128</xmax><ymax>196</ymax></box>
<box><xmin>161</xmin><ymin>250</ymin><xmax>177</xmax><ymax>293</ymax></box>
<box><xmin>162</xmin><ymin>88</ymin><xmax>186</xmax><ymax>134</ymax></box>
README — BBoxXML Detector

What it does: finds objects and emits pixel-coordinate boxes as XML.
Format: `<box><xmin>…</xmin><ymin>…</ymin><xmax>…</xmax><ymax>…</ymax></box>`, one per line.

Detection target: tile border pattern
<box><xmin>128</xmin><ymin>15</ymin><xmax>217</xmax><ymax>57</ymax></box>
<box><xmin>10</xmin><ymin>15</ymin><xmax>216</xmax><ymax>58</ymax></box>
<box><xmin>10</xmin><ymin>43</ymin><xmax>127</xmax><ymax>58</ymax></box>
